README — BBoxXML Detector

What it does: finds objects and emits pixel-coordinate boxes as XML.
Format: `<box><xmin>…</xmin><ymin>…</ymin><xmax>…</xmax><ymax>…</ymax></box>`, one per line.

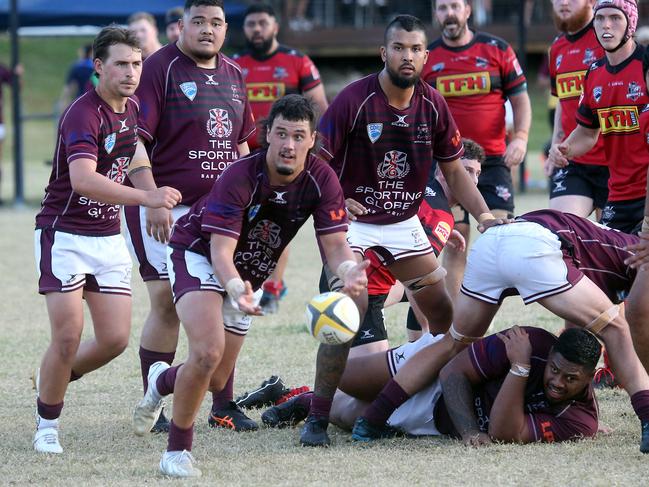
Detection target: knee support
<box><xmin>586</xmin><ymin>303</ymin><xmax>623</xmax><ymax>336</ymax></box>
<box><xmin>402</xmin><ymin>266</ymin><xmax>447</xmax><ymax>295</ymax></box>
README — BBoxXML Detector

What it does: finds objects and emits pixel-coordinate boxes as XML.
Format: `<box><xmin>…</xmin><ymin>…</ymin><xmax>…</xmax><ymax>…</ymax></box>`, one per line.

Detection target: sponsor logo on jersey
<box><xmin>377</xmin><ymin>150</ymin><xmax>409</xmax><ymax>179</ymax></box>
<box><xmin>627</xmin><ymin>81</ymin><xmax>643</xmax><ymax>102</ymax></box>
<box><xmin>273</xmin><ymin>66</ymin><xmax>288</xmax><ymax>80</ymax></box>
<box><xmin>475</xmin><ymin>56</ymin><xmax>488</xmax><ymax>68</ymax></box>
<box><xmin>436</xmin><ymin>72</ymin><xmax>490</xmax><ymax>97</ymax></box>
<box><xmin>180</xmin><ymin>81</ymin><xmax>198</xmax><ymax>101</ymax></box>
<box><xmin>310</xmin><ymin>64</ymin><xmax>321</xmax><ymax>81</ymax></box>
<box><xmin>593</xmin><ymin>86</ymin><xmax>603</xmax><ymax>103</ymax></box>
<box><xmin>555</xmin><ymin>70</ymin><xmax>586</xmax><ymax>99</ymax></box>
<box><xmin>556</xmin><ymin>54</ymin><xmax>563</xmax><ymax>69</ymax></box>
<box><xmin>269</xmin><ymin>190</ymin><xmax>288</xmax><ymax>205</ymax></box>
<box><xmin>582</xmin><ymin>48</ymin><xmax>597</xmax><ymax>66</ymax></box>
<box><xmin>512</xmin><ymin>57</ymin><xmax>523</xmax><ymax>77</ymax></box>
<box><xmin>329</xmin><ymin>209</ymin><xmax>345</xmax><ymax>221</ymax></box>
<box><xmin>415</xmin><ymin>123</ymin><xmax>431</xmax><ymax>144</ymax></box>
<box><xmin>118</xmin><ymin>119</ymin><xmax>129</xmax><ymax>133</ymax></box>
<box><xmin>246</xmin><ymin>82</ymin><xmax>285</xmax><ymax>102</ymax></box>
<box><xmin>597</xmin><ymin>106</ymin><xmax>640</xmax><ymax>134</ymax></box>
<box><xmin>248</xmin><ymin>204</ymin><xmax>260</xmax><ymax>221</ymax></box>
<box><xmin>425</xmin><ymin>186</ymin><xmax>436</xmax><ymax>197</ymax></box>
<box><xmin>431</xmin><ymin>62</ymin><xmax>445</xmax><ymax>72</ymax></box>
<box><xmin>231</xmin><ymin>84</ymin><xmax>242</xmax><ymax>103</ymax></box>
<box><xmin>204</xmin><ymin>74</ymin><xmax>219</xmax><ymax>86</ymax></box>
<box><xmin>104</xmin><ymin>133</ymin><xmax>116</xmax><ymax>154</ymax></box>
<box><xmin>434</xmin><ymin>221</ymin><xmax>451</xmax><ymax>244</ymax></box>
<box><xmin>106</xmin><ymin>156</ymin><xmax>130</xmax><ymax>183</ymax></box>
<box><xmin>367</xmin><ymin>123</ymin><xmax>383</xmax><ymax>143</ymax></box>
<box><xmin>207</xmin><ymin>108</ymin><xmax>233</xmax><ymax>138</ymax></box>
<box><xmin>391</xmin><ymin>114</ymin><xmax>409</xmax><ymax>127</ymax></box>
<box><xmin>249</xmin><ymin>219</ymin><xmax>282</xmax><ymax>248</ymax></box>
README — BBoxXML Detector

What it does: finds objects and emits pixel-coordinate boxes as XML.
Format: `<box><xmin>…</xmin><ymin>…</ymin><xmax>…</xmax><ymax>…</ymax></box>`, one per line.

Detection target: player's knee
<box><xmin>101</xmin><ymin>334</ymin><xmax>130</xmax><ymax>358</ymax></box>
<box><xmin>192</xmin><ymin>344</ymin><xmax>224</xmax><ymax>375</ymax></box>
<box><xmin>53</xmin><ymin>333</ymin><xmax>82</xmax><ymax>362</ymax></box>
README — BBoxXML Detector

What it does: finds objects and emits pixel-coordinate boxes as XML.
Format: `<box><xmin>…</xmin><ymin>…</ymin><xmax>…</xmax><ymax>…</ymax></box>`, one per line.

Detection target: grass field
<box><xmin>1</xmin><ymin>187</ymin><xmax>648</xmax><ymax>486</ymax></box>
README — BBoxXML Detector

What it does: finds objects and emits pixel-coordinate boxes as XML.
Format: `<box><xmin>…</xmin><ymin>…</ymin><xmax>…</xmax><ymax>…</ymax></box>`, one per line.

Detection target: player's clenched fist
<box><xmin>144</xmin><ymin>186</ymin><xmax>182</xmax><ymax>209</ymax></box>
<box><xmin>548</xmin><ymin>142</ymin><xmax>570</xmax><ymax>169</ymax></box>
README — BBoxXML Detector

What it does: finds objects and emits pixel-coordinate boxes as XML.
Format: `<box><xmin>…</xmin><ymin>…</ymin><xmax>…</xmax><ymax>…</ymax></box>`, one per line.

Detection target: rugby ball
<box><xmin>306</xmin><ymin>292</ymin><xmax>360</xmax><ymax>345</ymax></box>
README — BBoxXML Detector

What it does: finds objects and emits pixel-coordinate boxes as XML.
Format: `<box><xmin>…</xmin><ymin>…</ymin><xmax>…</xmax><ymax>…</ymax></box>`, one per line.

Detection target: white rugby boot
<box><xmin>133</xmin><ymin>361</ymin><xmax>169</xmax><ymax>436</ymax></box>
<box><xmin>33</xmin><ymin>417</ymin><xmax>63</xmax><ymax>454</ymax></box>
<box><xmin>159</xmin><ymin>450</ymin><xmax>202</xmax><ymax>478</ymax></box>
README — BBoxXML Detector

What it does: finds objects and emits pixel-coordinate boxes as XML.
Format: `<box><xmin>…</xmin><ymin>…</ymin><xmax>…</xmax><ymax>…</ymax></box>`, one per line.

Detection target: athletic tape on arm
<box><xmin>586</xmin><ymin>303</ymin><xmax>622</xmax><ymax>335</ymax></box>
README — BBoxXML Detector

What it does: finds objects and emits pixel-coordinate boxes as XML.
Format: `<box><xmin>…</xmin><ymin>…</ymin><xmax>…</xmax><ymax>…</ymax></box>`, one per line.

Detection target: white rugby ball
<box><xmin>305</xmin><ymin>291</ymin><xmax>360</xmax><ymax>345</ymax></box>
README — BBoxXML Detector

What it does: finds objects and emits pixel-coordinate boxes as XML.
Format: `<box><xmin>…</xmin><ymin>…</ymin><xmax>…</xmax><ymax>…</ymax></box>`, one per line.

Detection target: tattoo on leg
<box><xmin>314</xmin><ymin>343</ymin><xmax>351</xmax><ymax>399</ymax></box>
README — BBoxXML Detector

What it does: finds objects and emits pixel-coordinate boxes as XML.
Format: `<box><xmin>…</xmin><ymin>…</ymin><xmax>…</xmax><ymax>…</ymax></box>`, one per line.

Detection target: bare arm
<box><xmin>503</xmin><ymin>91</ymin><xmax>532</xmax><ymax>167</ymax></box>
<box><xmin>318</xmin><ymin>231</ymin><xmax>368</xmax><ymax>298</ymax></box>
<box><xmin>551</xmin><ymin>102</ymin><xmax>565</xmax><ymax>145</ymax></box>
<box><xmin>304</xmin><ymin>84</ymin><xmax>329</xmax><ymax>117</ymax></box>
<box><xmin>238</xmin><ymin>141</ymin><xmax>250</xmax><ymax>157</ymax></box>
<box><xmin>548</xmin><ymin>124</ymin><xmax>599</xmax><ymax>168</ymax></box>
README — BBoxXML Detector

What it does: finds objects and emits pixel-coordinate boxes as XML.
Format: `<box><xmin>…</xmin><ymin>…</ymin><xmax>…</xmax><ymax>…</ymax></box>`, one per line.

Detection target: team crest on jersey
<box><xmin>273</xmin><ymin>67</ymin><xmax>288</xmax><ymax>80</ymax></box>
<box><xmin>416</xmin><ymin>123</ymin><xmax>431</xmax><ymax>144</ymax></box>
<box><xmin>107</xmin><ymin>156</ymin><xmax>130</xmax><ymax>183</ymax></box>
<box><xmin>249</xmin><ymin>219</ymin><xmax>282</xmax><ymax>248</ymax></box>
<box><xmin>367</xmin><ymin>123</ymin><xmax>383</xmax><ymax>143</ymax></box>
<box><xmin>180</xmin><ymin>82</ymin><xmax>198</xmax><ymax>101</ymax></box>
<box><xmin>627</xmin><ymin>82</ymin><xmax>642</xmax><ymax>102</ymax></box>
<box><xmin>582</xmin><ymin>49</ymin><xmax>596</xmax><ymax>66</ymax></box>
<box><xmin>475</xmin><ymin>56</ymin><xmax>488</xmax><ymax>69</ymax></box>
<box><xmin>431</xmin><ymin>62</ymin><xmax>445</xmax><ymax>72</ymax></box>
<box><xmin>391</xmin><ymin>114</ymin><xmax>409</xmax><ymax>127</ymax></box>
<box><xmin>207</xmin><ymin>108</ymin><xmax>233</xmax><ymax>138</ymax></box>
<box><xmin>593</xmin><ymin>86</ymin><xmax>602</xmax><ymax>103</ymax></box>
<box><xmin>104</xmin><ymin>133</ymin><xmax>116</xmax><ymax>154</ymax></box>
<box><xmin>555</xmin><ymin>55</ymin><xmax>563</xmax><ymax>69</ymax></box>
<box><xmin>248</xmin><ymin>204</ymin><xmax>260</xmax><ymax>221</ymax></box>
<box><xmin>377</xmin><ymin>150</ymin><xmax>409</xmax><ymax>179</ymax></box>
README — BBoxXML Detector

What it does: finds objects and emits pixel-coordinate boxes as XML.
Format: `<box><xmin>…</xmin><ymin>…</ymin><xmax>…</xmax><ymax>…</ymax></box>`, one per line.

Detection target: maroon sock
<box><xmin>364</xmin><ymin>379</ymin><xmax>410</xmax><ymax>427</ymax></box>
<box><xmin>167</xmin><ymin>420</ymin><xmax>194</xmax><ymax>452</ymax></box>
<box><xmin>140</xmin><ymin>346</ymin><xmax>175</xmax><ymax>393</ymax></box>
<box><xmin>309</xmin><ymin>394</ymin><xmax>332</xmax><ymax>418</ymax></box>
<box><xmin>156</xmin><ymin>364</ymin><xmax>182</xmax><ymax>396</ymax></box>
<box><xmin>37</xmin><ymin>398</ymin><xmax>64</xmax><ymax>420</ymax></box>
<box><xmin>631</xmin><ymin>390</ymin><xmax>649</xmax><ymax>422</ymax></box>
<box><xmin>296</xmin><ymin>391</ymin><xmax>314</xmax><ymax>412</ymax></box>
<box><xmin>212</xmin><ymin>369</ymin><xmax>234</xmax><ymax>410</ymax></box>
<box><xmin>69</xmin><ymin>369</ymin><xmax>83</xmax><ymax>382</ymax></box>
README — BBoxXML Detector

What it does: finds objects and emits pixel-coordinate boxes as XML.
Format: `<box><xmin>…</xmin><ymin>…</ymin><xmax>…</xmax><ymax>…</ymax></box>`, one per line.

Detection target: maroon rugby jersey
<box><xmin>0</xmin><ymin>63</ymin><xmax>12</xmax><ymax>124</ymax></box>
<box><xmin>233</xmin><ymin>45</ymin><xmax>322</xmax><ymax>151</ymax></box>
<box><xmin>423</xmin><ymin>32</ymin><xmax>527</xmax><ymax>157</ymax></box>
<box><xmin>435</xmin><ymin>327</ymin><xmax>599</xmax><ymax>442</ymax></box>
<box><xmin>518</xmin><ymin>209</ymin><xmax>637</xmax><ymax>302</ymax></box>
<box><xmin>36</xmin><ymin>90</ymin><xmax>139</xmax><ymax>236</ymax></box>
<box><xmin>576</xmin><ymin>44</ymin><xmax>649</xmax><ymax>201</ymax></box>
<box><xmin>169</xmin><ymin>151</ymin><xmax>347</xmax><ymax>289</ymax></box>
<box><xmin>318</xmin><ymin>73</ymin><xmax>463</xmax><ymax>225</ymax></box>
<box><xmin>549</xmin><ymin>22</ymin><xmax>606</xmax><ymax>166</ymax></box>
<box><xmin>136</xmin><ymin>43</ymin><xmax>255</xmax><ymax>205</ymax></box>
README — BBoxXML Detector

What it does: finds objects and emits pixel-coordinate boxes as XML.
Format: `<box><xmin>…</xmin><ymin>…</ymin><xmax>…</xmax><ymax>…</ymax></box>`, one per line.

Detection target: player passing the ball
<box><xmin>132</xmin><ymin>94</ymin><xmax>368</xmax><ymax>477</ymax></box>
<box><xmin>32</xmin><ymin>26</ymin><xmax>181</xmax><ymax>454</ymax></box>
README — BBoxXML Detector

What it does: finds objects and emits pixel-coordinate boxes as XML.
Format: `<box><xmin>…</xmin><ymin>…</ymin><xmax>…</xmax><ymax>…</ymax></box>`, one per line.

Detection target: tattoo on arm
<box><xmin>314</xmin><ymin>343</ymin><xmax>352</xmax><ymax>399</ymax></box>
<box><xmin>441</xmin><ymin>371</ymin><xmax>481</xmax><ymax>437</ymax></box>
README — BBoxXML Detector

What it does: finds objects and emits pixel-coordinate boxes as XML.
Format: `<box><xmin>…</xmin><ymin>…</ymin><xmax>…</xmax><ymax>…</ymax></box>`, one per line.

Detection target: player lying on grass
<box><xmin>348</xmin><ymin>209</ymin><xmax>649</xmax><ymax>452</ymax></box>
<box><xmin>262</xmin><ymin>326</ymin><xmax>600</xmax><ymax>445</ymax></box>
<box><xmin>132</xmin><ymin>94</ymin><xmax>368</xmax><ymax>478</ymax></box>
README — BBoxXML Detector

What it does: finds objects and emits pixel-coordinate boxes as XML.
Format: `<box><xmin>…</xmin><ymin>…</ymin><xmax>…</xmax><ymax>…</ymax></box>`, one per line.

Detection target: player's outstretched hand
<box><xmin>498</xmin><ymin>325</ymin><xmax>532</xmax><ymax>366</ymax></box>
<box><xmin>548</xmin><ymin>142</ymin><xmax>569</xmax><ymax>169</ymax></box>
<box><xmin>503</xmin><ymin>137</ymin><xmax>526</xmax><ymax>168</ymax></box>
<box><xmin>446</xmin><ymin>229</ymin><xmax>466</xmax><ymax>252</ymax></box>
<box><xmin>477</xmin><ymin>217</ymin><xmax>514</xmax><ymax>233</ymax></box>
<box><xmin>144</xmin><ymin>186</ymin><xmax>182</xmax><ymax>210</ymax></box>
<box><xmin>237</xmin><ymin>280</ymin><xmax>264</xmax><ymax>316</ymax></box>
<box><xmin>345</xmin><ymin>198</ymin><xmax>368</xmax><ymax>221</ymax></box>
<box><xmin>624</xmin><ymin>232</ymin><xmax>649</xmax><ymax>270</ymax></box>
<box><xmin>342</xmin><ymin>259</ymin><xmax>370</xmax><ymax>297</ymax></box>
<box><xmin>146</xmin><ymin>207</ymin><xmax>174</xmax><ymax>243</ymax></box>
<box><xmin>463</xmin><ymin>431</ymin><xmax>492</xmax><ymax>447</ymax></box>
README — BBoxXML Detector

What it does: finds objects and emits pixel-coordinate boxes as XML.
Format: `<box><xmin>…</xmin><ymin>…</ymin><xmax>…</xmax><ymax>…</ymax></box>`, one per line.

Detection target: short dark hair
<box><xmin>93</xmin><ymin>25</ymin><xmax>140</xmax><ymax>64</ymax></box>
<box><xmin>127</xmin><ymin>11</ymin><xmax>157</xmax><ymax>28</ymax></box>
<box><xmin>435</xmin><ymin>0</ymin><xmax>470</xmax><ymax>7</ymax></box>
<box><xmin>461</xmin><ymin>138</ymin><xmax>485</xmax><ymax>164</ymax></box>
<box><xmin>553</xmin><ymin>328</ymin><xmax>602</xmax><ymax>372</ymax></box>
<box><xmin>244</xmin><ymin>3</ymin><xmax>276</xmax><ymax>21</ymax></box>
<box><xmin>260</xmin><ymin>94</ymin><xmax>317</xmax><ymax>147</ymax></box>
<box><xmin>184</xmin><ymin>0</ymin><xmax>224</xmax><ymax>12</ymax></box>
<box><xmin>384</xmin><ymin>14</ymin><xmax>427</xmax><ymax>45</ymax></box>
<box><xmin>166</xmin><ymin>6</ymin><xmax>184</xmax><ymax>26</ymax></box>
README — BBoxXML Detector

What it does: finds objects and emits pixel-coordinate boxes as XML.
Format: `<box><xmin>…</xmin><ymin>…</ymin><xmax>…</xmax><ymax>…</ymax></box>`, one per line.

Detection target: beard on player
<box><xmin>441</xmin><ymin>15</ymin><xmax>468</xmax><ymax>41</ymax></box>
<box><xmin>386</xmin><ymin>63</ymin><xmax>420</xmax><ymax>89</ymax></box>
<box><xmin>552</xmin><ymin>3</ymin><xmax>592</xmax><ymax>33</ymax></box>
<box><xmin>246</xmin><ymin>35</ymin><xmax>274</xmax><ymax>56</ymax></box>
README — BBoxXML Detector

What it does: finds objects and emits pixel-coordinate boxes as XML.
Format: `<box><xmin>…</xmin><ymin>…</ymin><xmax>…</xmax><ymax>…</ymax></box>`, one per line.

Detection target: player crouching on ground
<box><xmin>263</xmin><ymin>326</ymin><xmax>601</xmax><ymax>445</ymax></box>
<box><xmin>32</xmin><ymin>26</ymin><xmax>181</xmax><ymax>454</ymax></box>
<box><xmin>132</xmin><ymin>94</ymin><xmax>368</xmax><ymax>478</ymax></box>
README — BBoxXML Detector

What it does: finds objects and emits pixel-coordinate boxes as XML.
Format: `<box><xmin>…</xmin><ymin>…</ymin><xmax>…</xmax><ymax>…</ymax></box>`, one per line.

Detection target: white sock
<box><xmin>37</xmin><ymin>415</ymin><xmax>59</xmax><ymax>430</ymax></box>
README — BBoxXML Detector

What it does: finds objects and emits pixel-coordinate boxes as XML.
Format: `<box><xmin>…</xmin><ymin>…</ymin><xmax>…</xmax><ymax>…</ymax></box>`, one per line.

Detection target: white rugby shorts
<box><xmin>347</xmin><ymin>214</ymin><xmax>433</xmax><ymax>266</ymax></box>
<box><xmin>35</xmin><ymin>228</ymin><xmax>132</xmax><ymax>295</ymax></box>
<box><xmin>386</xmin><ymin>333</ymin><xmax>445</xmax><ymax>436</ymax></box>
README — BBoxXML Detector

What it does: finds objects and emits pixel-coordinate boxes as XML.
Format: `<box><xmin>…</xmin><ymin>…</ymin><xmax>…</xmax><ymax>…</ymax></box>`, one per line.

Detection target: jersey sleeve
<box><xmin>201</xmin><ymin>167</ymin><xmax>247</xmax><ymax>239</ymax></box>
<box><xmin>502</xmin><ymin>45</ymin><xmax>528</xmax><ymax>97</ymax></box>
<box><xmin>61</xmin><ymin>105</ymin><xmax>100</xmax><ymax>164</ymax></box>
<box><xmin>316</xmin><ymin>91</ymin><xmax>353</xmax><ymax>162</ymax></box>
<box><xmin>431</xmin><ymin>90</ymin><xmax>465</xmax><ymax>162</ymax></box>
<box><xmin>548</xmin><ymin>47</ymin><xmax>558</xmax><ymax>98</ymax></box>
<box><xmin>135</xmin><ymin>57</ymin><xmax>166</xmax><ymax>143</ymax></box>
<box><xmin>575</xmin><ymin>69</ymin><xmax>599</xmax><ymax>128</ymax></box>
<box><xmin>313</xmin><ymin>164</ymin><xmax>349</xmax><ymax>236</ymax></box>
<box><xmin>468</xmin><ymin>333</ymin><xmax>510</xmax><ymax>380</ymax></box>
<box><xmin>238</xmin><ymin>97</ymin><xmax>257</xmax><ymax>145</ymax></box>
<box><xmin>298</xmin><ymin>54</ymin><xmax>322</xmax><ymax>93</ymax></box>
<box><xmin>525</xmin><ymin>408</ymin><xmax>598</xmax><ymax>443</ymax></box>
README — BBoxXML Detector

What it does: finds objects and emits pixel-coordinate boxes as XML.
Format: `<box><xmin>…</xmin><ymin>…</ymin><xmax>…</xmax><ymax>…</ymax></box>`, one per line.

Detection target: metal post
<box><xmin>10</xmin><ymin>0</ymin><xmax>24</xmax><ymax>204</ymax></box>
<box><xmin>517</xmin><ymin>0</ymin><xmax>528</xmax><ymax>193</ymax></box>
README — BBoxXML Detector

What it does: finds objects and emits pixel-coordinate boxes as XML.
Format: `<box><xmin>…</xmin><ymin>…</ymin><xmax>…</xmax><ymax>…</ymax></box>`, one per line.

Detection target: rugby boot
<box><xmin>299</xmin><ymin>416</ymin><xmax>330</xmax><ymax>447</ymax></box>
<box><xmin>235</xmin><ymin>375</ymin><xmax>288</xmax><ymax>409</ymax></box>
<box><xmin>208</xmin><ymin>401</ymin><xmax>259</xmax><ymax>431</ymax></box>
<box><xmin>351</xmin><ymin>416</ymin><xmax>398</xmax><ymax>442</ymax></box>
<box><xmin>261</xmin><ymin>394</ymin><xmax>309</xmax><ymax>428</ymax></box>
